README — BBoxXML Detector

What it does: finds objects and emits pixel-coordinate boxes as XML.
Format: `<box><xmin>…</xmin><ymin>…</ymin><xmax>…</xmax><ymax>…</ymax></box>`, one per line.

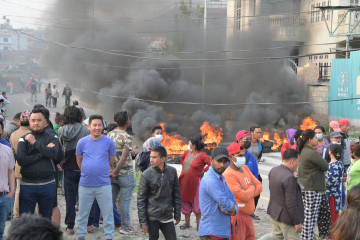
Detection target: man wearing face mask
<box><xmin>223</xmin><ymin>142</ymin><xmax>262</xmax><ymax>240</ymax></box>
<box><xmin>236</xmin><ymin>130</ymin><xmax>261</xmax><ymax>220</ymax></box>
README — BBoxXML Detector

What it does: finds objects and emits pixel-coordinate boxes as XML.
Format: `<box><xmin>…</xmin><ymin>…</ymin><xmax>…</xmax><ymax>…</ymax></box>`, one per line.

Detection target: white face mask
<box><xmin>188</xmin><ymin>145</ymin><xmax>192</xmax><ymax>152</ymax></box>
<box><xmin>332</xmin><ymin>142</ymin><xmax>341</xmax><ymax>145</ymax></box>
<box><xmin>154</xmin><ymin>134</ymin><xmax>163</xmax><ymax>142</ymax></box>
<box><xmin>234</xmin><ymin>157</ymin><xmax>246</xmax><ymax>168</ymax></box>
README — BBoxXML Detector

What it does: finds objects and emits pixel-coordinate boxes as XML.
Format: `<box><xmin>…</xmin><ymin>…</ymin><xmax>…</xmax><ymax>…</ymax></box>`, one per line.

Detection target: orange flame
<box><xmin>160</xmin><ymin>122</ymin><xmax>223</xmax><ymax>156</ymax></box>
<box><xmin>261</xmin><ymin>131</ymin><xmax>288</xmax><ymax>150</ymax></box>
<box><xmin>299</xmin><ymin>117</ymin><xmax>317</xmax><ymax>131</ymax></box>
<box><xmin>200</xmin><ymin>122</ymin><xmax>223</xmax><ymax>150</ymax></box>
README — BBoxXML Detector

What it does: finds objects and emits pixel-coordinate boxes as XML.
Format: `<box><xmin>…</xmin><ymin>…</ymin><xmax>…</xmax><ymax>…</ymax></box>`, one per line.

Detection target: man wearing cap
<box><xmin>198</xmin><ymin>146</ymin><xmax>238</xmax><ymax>240</ymax></box>
<box><xmin>223</xmin><ymin>143</ymin><xmax>262</xmax><ymax>240</ymax></box>
<box><xmin>236</xmin><ymin>130</ymin><xmax>261</xmax><ymax>220</ymax></box>
<box><xmin>339</xmin><ymin>118</ymin><xmax>351</xmax><ymax>172</ymax></box>
<box><xmin>9</xmin><ymin>110</ymin><xmax>31</xmax><ymax>219</ymax></box>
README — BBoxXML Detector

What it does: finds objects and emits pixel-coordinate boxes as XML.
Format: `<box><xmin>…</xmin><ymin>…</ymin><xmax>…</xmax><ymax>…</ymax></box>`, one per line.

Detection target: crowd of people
<box><xmin>0</xmin><ymin>95</ymin><xmax>360</xmax><ymax>240</ymax></box>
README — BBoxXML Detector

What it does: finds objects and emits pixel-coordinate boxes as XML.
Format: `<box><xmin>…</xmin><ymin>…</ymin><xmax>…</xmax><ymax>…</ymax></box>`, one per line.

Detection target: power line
<box><xmin>70</xmin><ymin>86</ymin><xmax>360</xmax><ymax>106</ymax></box>
<box><xmin>18</xmin><ymin>30</ymin><xmax>360</xmax><ymax>62</ymax></box>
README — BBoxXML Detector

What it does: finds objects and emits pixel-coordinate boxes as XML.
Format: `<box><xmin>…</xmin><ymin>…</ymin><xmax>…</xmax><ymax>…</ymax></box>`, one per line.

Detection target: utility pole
<box><xmin>201</xmin><ymin>0</ymin><xmax>207</xmax><ymax>104</ymax></box>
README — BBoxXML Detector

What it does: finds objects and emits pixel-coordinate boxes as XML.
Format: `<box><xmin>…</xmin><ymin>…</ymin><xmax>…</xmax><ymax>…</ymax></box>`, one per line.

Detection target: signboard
<box><xmin>329</xmin><ymin>51</ymin><xmax>360</xmax><ymax>118</ymax></box>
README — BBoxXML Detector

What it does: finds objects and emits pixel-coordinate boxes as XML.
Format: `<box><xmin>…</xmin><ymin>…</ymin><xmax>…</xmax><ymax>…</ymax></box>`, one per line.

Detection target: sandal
<box><xmin>180</xmin><ymin>224</ymin><xmax>191</xmax><ymax>230</ymax></box>
<box><xmin>87</xmin><ymin>225</ymin><xmax>97</xmax><ymax>233</ymax></box>
<box><xmin>65</xmin><ymin>228</ymin><xmax>74</xmax><ymax>235</ymax></box>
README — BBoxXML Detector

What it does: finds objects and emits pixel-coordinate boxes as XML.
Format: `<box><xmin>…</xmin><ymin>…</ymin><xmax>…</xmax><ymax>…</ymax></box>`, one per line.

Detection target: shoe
<box><xmin>65</xmin><ymin>227</ymin><xmax>75</xmax><ymax>235</ymax></box>
<box><xmin>119</xmin><ymin>226</ymin><xmax>139</xmax><ymax>235</ymax></box>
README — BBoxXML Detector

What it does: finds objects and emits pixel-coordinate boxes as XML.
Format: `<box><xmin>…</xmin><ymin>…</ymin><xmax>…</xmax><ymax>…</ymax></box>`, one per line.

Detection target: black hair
<box><xmin>297</xmin><ymin>129</ymin><xmax>316</xmax><ymax>153</ymax></box>
<box><xmin>33</xmin><ymin>104</ymin><xmax>45</xmax><ymax>109</ymax></box>
<box><xmin>151</xmin><ymin>146</ymin><xmax>167</xmax><ymax>158</ymax></box>
<box><xmin>0</xmin><ymin>119</ymin><xmax>4</xmax><ymax>131</ymax></box>
<box><xmin>151</xmin><ymin>126</ymin><xmax>162</xmax><ymax>133</ymax></box>
<box><xmin>73</xmin><ymin>100</ymin><xmax>79</xmax><ymax>106</ymax></box>
<box><xmin>21</xmin><ymin>121</ymin><xmax>29</xmax><ymax>127</ymax></box>
<box><xmin>315</xmin><ymin>125</ymin><xmax>326</xmax><ymax>134</ymax></box>
<box><xmin>2</xmin><ymin>92</ymin><xmax>5</xmax><ymax>95</ymax></box>
<box><xmin>249</xmin><ymin>126</ymin><xmax>261</xmax><ymax>133</ymax></box>
<box><xmin>13</xmin><ymin>112</ymin><xmax>21</xmax><ymax>121</ymax></box>
<box><xmin>114</xmin><ymin>111</ymin><xmax>129</xmax><ymax>127</ymax></box>
<box><xmin>54</xmin><ymin>112</ymin><xmax>63</xmax><ymax>124</ymax></box>
<box><xmin>6</xmin><ymin>214</ymin><xmax>63</xmax><ymax>240</ymax></box>
<box><xmin>351</xmin><ymin>144</ymin><xmax>360</xmax><ymax>158</ymax></box>
<box><xmin>330</xmin><ymin>144</ymin><xmax>343</xmax><ymax>161</ymax></box>
<box><xmin>294</xmin><ymin>129</ymin><xmax>303</xmax><ymax>141</ymax></box>
<box><xmin>106</xmin><ymin>123</ymin><xmax>117</xmax><ymax>132</ymax></box>
<box><xmin>190</xmin><ymin>136</ymin><xmax>205</xmax><ymax>151</ymax></box>
<box><xmin>89</xmin><ymin>114</ymin><xmax>103</xmax><ymax>126</ymax></box>
<box><xmin>30</xmin><ymin>107</ymin><xmax>47</xmax><ymax>119</ymax></box>
<box><xmin>63</xmin><ymin>106</ymin><xmax>83</xmax><ymax>125</ymax></box>
<box><xmin>283</xmin><ymin>149</ymin><xmax>299</xmax><ymax>162</ymax></box>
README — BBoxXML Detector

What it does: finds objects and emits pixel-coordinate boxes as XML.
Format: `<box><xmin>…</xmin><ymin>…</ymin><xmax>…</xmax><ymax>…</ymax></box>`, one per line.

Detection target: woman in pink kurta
<box><xmin>179</xmin><ymin>136</ymin><xmax>211</xmax><ymax>230</ymax></box>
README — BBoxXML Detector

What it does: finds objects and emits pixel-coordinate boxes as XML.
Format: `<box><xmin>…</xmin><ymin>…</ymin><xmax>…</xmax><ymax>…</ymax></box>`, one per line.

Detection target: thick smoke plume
<box><xmin>41</xmin><ymin>0</ymin><xmax>312</xmax><ymax>141</ymax></box>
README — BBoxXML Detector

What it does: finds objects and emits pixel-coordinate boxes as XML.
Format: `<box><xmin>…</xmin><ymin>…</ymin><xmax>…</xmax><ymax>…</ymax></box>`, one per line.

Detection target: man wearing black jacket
<box><xmin>137</xmin><ymin>146</ymin><xmax>181</xmax><ymax>240</ymax></box>
<box><xmin>17</xmin><ymin>107</ymin><xmax>64</xmax><ymax>220</ymax></box>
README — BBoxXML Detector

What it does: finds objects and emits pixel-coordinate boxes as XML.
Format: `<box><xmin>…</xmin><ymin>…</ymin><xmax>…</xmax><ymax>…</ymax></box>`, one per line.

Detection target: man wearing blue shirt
<box><xmin>198</xmin><ymin>146</ymin><xmax>238</xmax><ymax>240</ymax></box>
<box><xmin>76</xmin><ymin>115</ymin><xmax>116</xmax><ymax>240</ymax></box>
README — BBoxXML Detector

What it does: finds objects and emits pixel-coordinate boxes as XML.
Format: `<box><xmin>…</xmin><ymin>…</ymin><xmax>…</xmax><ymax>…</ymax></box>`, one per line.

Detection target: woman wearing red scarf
<box><xmin>179</xmin><ymin>136</ymin><xmax>211</xmax><ymax>231</ymax></box>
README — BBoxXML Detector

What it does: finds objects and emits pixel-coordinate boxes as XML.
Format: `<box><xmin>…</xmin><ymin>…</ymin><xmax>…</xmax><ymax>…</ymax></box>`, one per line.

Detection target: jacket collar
<box><xmin>153</xmin><ymin>162</ymin><xmax>167</xmax><ymax>173</ymax></box>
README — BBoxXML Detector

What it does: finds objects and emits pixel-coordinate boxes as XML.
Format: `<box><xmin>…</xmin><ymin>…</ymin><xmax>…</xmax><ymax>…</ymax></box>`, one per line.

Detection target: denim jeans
<box><xmin>45</xmin><ymin>95</ymin><xmax>52</xmax><ymax>106</ymax></box>
<box><xmin>90</xmin><ymin>200</ymin><xmax>121</xmax><ymax>227</ymax></box>
<box><xmin>111</xmin><ymin>174</ymin><xmax>136</xmax><ymax>227</ymax></box>
<box><xmin>64</xmin><ymin>171</ymin><xmax>96</xmax><ymax>229</ymax></box>
<box><xmin>77</xmin><ymin>185</ymin><xmax>114</xmax><ymax>239</ymax></box>
<box><xmin>19</xmin><ymin>182</ymin><xmax>56</xmax><ymax>220</ymax></box>
<box><xmin>148</xmin><ymin>220</ymin><xmax>177</xmax><ymax>240</ymax></box>
<box><xmin>0</xmin><ymin>196</ymin><xmax>11</xmax><ymax>240</ymax></box>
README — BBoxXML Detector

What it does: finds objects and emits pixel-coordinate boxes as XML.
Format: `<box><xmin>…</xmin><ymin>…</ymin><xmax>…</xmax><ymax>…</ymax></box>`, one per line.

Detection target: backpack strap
<box><xmin>245</xmin><ymin>152</ymin><xmax>251</xmax><ymax>165</ymax></box>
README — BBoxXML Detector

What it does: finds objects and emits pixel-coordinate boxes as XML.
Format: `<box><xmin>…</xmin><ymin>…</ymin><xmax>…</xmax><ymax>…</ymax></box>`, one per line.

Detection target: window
<box><xmin>316</xmin><ymin>3</ymin><xmax>321</xmax><ymax>22</ymax></box>
<box><xmin>311</xmin><ymin>4</ymin><xmax>315</xmax><ymax>23</ymax></box>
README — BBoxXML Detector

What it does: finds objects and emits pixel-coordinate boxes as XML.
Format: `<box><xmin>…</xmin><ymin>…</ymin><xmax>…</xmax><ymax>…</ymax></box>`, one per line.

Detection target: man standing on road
<box><xmin>76</xmin><ymin>115</ymin><xmax>115</xmax><ymax>240</ymax></box>
<box><xmin>45</xmin><ymin>83</ymin><xmax>52</xmax><ymax>108</ymax></box>
<box><xmin>30</xmin><ymin>79</ymin><xmax>37</xmax><ymax>102</ymax></box>
<box><xmin>137</xmin><ymin>146</ymin><xmax>181</xmax><ymax>240</ymax></box>
<box><xmin>16</xmin><ymin>107</ymin><xmax>63</xmax><ymax>220</ymax></box>
<box><xmin>198</xmin><ymin>146</ymin><xmax>238</xmax><ymax>240</ymax></box>
<box><xmin>3</xmin><ymin>112</ymin><xmax>21</xmax><ymax>141</ymax></box>
<box><xmin>108</xmin><ymin>111</ymin><xmax>137</xmax><ymax>235</ymax></box>
<box><xmin>0</xmin><ymin>119</ymin><xmax>15</xmax><ymax>240</ymax></box>
<box><xmin>62</xmin><ymin>84</ymin><xmax>72</xmax><ymax>107</ymax></box>
<box><xmin>224</xmin><ymin>143</ymin><xmax>262</xmax><ymax>240</ymax></box>
<box><xmin>267</xmin><ymin>149</ymin><xmax>304</xmax><ymax>240</ymax></box>
<box><xmin>339</xmin><ymin>119</ymin><xmax>351</xmax><ymax>172</ymax></box>
<box><xmin>9</xmin><ymin>110</ymin><xmax>31</xmax><ymax>219</ymax></box>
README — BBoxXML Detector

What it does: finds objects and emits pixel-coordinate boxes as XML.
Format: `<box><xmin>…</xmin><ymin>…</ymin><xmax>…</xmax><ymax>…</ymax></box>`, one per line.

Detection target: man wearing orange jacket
<box><xmin>223</xmin><ymin>142</ymin><xmax>263</xmax><ymax>240</ymax></box>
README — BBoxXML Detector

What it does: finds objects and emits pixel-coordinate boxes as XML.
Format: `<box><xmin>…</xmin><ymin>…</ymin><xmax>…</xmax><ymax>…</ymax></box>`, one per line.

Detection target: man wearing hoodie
<box><xmin>58</xmin><ymin>106</ymin><xmax>92</xmax><ymax>235</ymax></box>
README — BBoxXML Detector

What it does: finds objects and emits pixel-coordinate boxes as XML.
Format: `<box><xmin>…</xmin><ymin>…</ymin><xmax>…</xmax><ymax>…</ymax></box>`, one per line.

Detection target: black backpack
<box><xmin>136</xmin><ymin>151</ymin><xmax>151</xmax><ymax>172</ymax></box>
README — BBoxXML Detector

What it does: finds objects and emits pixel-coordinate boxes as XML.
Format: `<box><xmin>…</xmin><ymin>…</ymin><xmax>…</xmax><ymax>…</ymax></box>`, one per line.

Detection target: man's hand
<box><xmin>218</xmin><ymin>204</ymin><xmax>237</xmax><ymax>216</ymax></box>
<box><xmin>295</xmin><ymin>224</ymin><xmax>302</xmax><ymax>233</ymax></box>
<box><xmin>25</xmin><ymin>134</ymin><xmax>36</xmax><ymax>145</ymax></box>
<box><xmin>57</xmin><ymin>164</ymin><xmax>63</xmax><ymax>171</ymax></box>
<box><xmin>141</xmin><ymin>226</ymin><xmax>149</xmax><ymax>234</ymax></box>
<box><xmin>175</xmin><ymin>219</ymin><xmax>180</xmax><ymax>225</ymax></box>
<box><xmin>7</xmin><ymin>192</ymin><xmax>14</xmax><ymax>199</ymax></box>
<box><xmin>47</xmin><ymin>142</ymin><xmax>55</xmax><ymax>148</ymax></box>
<box><xmin>109</xmin><ymin>170</ymin><xmax>117</xmax><ymax>181</ymax></box>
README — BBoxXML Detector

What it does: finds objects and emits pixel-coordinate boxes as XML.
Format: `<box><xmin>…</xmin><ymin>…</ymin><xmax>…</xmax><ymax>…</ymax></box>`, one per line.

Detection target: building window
<box><xmin>316</xmin><ymin>3</ymin><xmax>321</xmax><ymax>22</ymax></box>
<box><xmin>311</xmin><ymin>4</ymin><xmax>316</xmax><ymax>23</ymax></box>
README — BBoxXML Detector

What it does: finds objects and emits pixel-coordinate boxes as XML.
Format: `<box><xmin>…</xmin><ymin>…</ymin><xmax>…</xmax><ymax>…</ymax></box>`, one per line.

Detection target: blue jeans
<box><xmin>111</xmin><ymin>174</ymin><xmax>136</xmax><ymax>227</ymax></box>
<box><xmin>19</xmin><ymin>182</ymin><xmax>56</xmax><ymax>220</ymax></box>
<box><xmin>0</xmin><ymin>196</ymin><xmax>11</xmax><ymax>240</ymax></box>
<box><xmin>91</xmin><ymin>200</ymin><xmax>121</xmax><ymax>227</ymax></box>
<box><xmin>64</xmin><ymin>171</ymin><xmax>96</xmax><ymax>229</ymax></box>
<box><xmin>77</xmin><ymin>185</ymin><xmax>114</xmax><ymax>239</ymax></box>
<box><xmin>45</xmin><ymin>95</ymin><xmax>52</xmax><ymax>106</ymax></box>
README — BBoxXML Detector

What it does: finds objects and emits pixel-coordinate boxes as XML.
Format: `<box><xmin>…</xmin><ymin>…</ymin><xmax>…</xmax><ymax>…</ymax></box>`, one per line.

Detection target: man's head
<box><xmin>314</xmin><ymin>125</ymin><xmax>326</xmax><ymax>140</ymax></box>
<box><xmin>114</xmin><ymin>111</ymin><xmax>130</xmax><ymax>128</ymax></box>
<box><xmin>2</xmin><ymin>92</ymin><xmax>6</xmax><ymax>97</ymax></box>
<box><xmin>63</xmin><ymin>106</ymin><xmax>83</xmax><ymax>125</ymax></box>
<box><xmin>29</xmin><ymin>108</ymin><xmax>48</xmax><ymax>133</ymax></box>
<box><xmin>20</xmin><ymin>110</ymin><xmax>30</xmax><ymax>127</ymax></box>
<box><xmin>66</xmin><ymin>84</ymin><xmax>69</xmax><ymax>87</ymax></box>
<box><xmin>151</xmin><ymin>126</ymin><xmax>162</xmax><ymax>137</ymax></box>
<box><xmin>282</xmin><ymin>149</ymin><xmax>300</xmax><ymax>172</ymax></box>
<box><xmin>236</xmin><ymin>130</ymin><xmax>251</xmax><ymax>149</ymax></box>
<box><xmin>47</xmin><ymin>83</ymin><xmax>51</xmax><ymax>87</ymax></box>
<box><xmin>250</xmin><ymin>126</ymin><xmax>262</xmax><ymax>141</ymax></box>
<box><xmin>88</xmin><ymin>115</ymin><xmax>104</xmax><ymax>138</ymax></box>
<box><xmin>6</xmin><ymin>214</ymin><xmax>63</xmax><ymax>240</ymax></box>
<box><xmin>211</xmin><ymin>146</ymin><xmax>230</xmax><ymax>175</ymax></box>
<box><xmin>339</xmin><ymin>119</ymin><xmax>350</xmax><ymax>134</ymax></box>
<box><xmin>12</xmin><ymin>112</ymin><xmax>21</xmax><ymax>127</ymax></box>
<box><xmin>73</xmin><ymin>100</ymin><xmax>79</xmax><ymax>106</ymax></box>
<box><xmin>227</xmin><ymin>142</ymin><xmax>246</xmax><ymax>169</ymax></box>
<box><xmin>150</xmin><ymin>146</ymin><xmax>167</xmax><ymax>169</ymax></box>
<box><xmin>330</xmin><ymin>131</ymin><xmax>342</xmax><ymax>144</ymax></box>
